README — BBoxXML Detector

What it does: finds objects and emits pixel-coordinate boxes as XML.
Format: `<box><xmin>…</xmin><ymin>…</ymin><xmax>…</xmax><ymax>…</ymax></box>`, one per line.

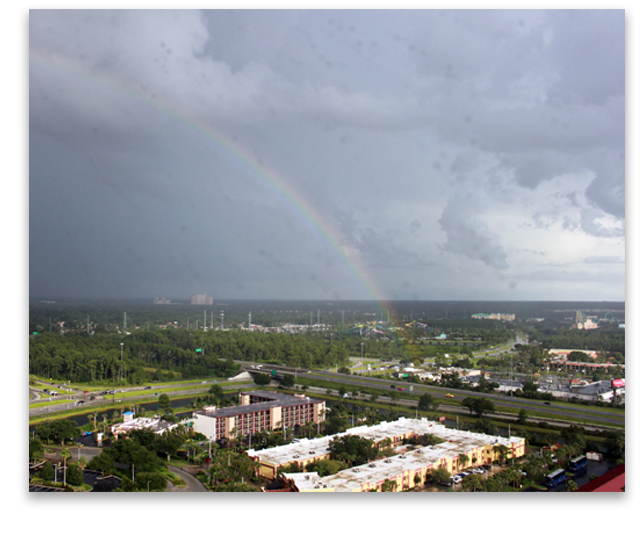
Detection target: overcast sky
<box><xmin>28</xmin><ymin>9</ymin><xmax>626</xmax><ymax>302</ymax></box>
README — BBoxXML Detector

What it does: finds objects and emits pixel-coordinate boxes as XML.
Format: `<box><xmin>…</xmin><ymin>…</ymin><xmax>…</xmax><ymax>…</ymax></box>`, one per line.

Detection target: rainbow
<box><xmin>30</xmin><ymin>50</ymin><xmax>398</xmax><ymax>319</ymax></box>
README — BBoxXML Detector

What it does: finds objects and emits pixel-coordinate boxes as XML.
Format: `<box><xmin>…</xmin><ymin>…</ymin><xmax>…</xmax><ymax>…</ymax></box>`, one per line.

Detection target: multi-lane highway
<box><xmin>240</xmin><ymin>361</ymin><xmax>624</xmax><ymax>430</ymax></box>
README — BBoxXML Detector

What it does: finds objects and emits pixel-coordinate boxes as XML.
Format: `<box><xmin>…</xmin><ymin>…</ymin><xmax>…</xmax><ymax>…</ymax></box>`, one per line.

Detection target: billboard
<box><xmin>611</xmin><ymin>379</ymin><xmax>625</xmax><ymax>388</ymax></box>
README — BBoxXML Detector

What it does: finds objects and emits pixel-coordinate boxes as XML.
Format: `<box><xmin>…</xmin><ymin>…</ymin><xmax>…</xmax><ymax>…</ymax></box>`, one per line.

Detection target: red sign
<box><xmin>438</xmin><ymin>416</ymin><xmax>446</xmax><ymax>422</ymax></box>
<box><xmin>611</xmin><ymin>379</ymin><xmax>625</xmax><ymax>388</ymax></box>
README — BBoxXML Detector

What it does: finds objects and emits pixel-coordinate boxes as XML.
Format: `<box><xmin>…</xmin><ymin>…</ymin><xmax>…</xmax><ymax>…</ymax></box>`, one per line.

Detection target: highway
<box><xmin>240</xmin><ymin>361</ymin><xmax>624</xmax><ymax>430</ymax></box>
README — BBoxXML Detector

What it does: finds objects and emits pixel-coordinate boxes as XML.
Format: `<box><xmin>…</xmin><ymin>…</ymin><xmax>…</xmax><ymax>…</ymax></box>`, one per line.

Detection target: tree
<box><xmin>253</xmin><ymin>372</ymin><xmax>271</xmax><ymax>386</ymax></box>
<box><xmin>212</xmin><ymin>482</ymin><xmax>261</xmax><ymax>492</ymax></box>
<box><xmin>429</xmin><ymin>466</ymin><xmax>451</xmax><ymax>485</ymax></box>
<box><xmin>60</xmin><ymin>448</ymin><xmax>72</xmax><ymax>486</ymax></box>
<box><xmin>495</xmin><ymin>444</ymin><xmax>510</xmax><ymax>464</ymax></box>
<box><xmin>418</xmin><ymin>393</ymin><xmax>437</xmax><ymax>411</ymax></box>
<box><xmin>157</xmin><ymin>393</ymin><xmax>173</xmax><ymax>416</ymax></box>
<box><xmin>473</xmin><ymin>397</ymin><xmax>495</xmax><ymax>417</ymax></box>
<box><xmin>306</xmin><ymin>459</ymin><xmax>345</xmax><ymax>477</ymax></box>
<box><xmin>67</xmin><ymin>462</ymin><xmax>84</xmax><ymax>487</ymax></box>
<box><xmin>381</xmin><ymin>478</ymin><xmax>397</xmax><ymax>492</ymax></box>
<box><xmin>566</xmin><ymin>479</ymin><xmax>579</xmax><ymax>492</ymax></box>
<box><xmin>458</xmin><ymin>453</ymin><xmax>470</xmax><ymax>472</ymax></box>
<box><xmin>41</xmin><ymin>460</ymin><xmax>55</xmax><ymax>482</ymax></box>
<box><xmin>36</xmin><ymin>419</ymin><xmax>80</xmax><ymax>445</ymax></box>
<box><xmin>208</xmin><ymin>450</ymin><xmax>258</xmax><ymax>489</ymax></box>
<box><xmin>461</xmin><ymin>473</ymin><xmax>484</xmax><ymax>492</ymax></box>
<box><xmin>328</xmin><ymin>434</ymin><xmax>378</xmax><ymax>467</ymax></box>
<box><xmin>88</xmin><ymin>451</ymin><xmax>116</xmax><ymax>475</ymax></box>
<box><xmin>462</xmin><ymin>397</ymin><xmax>477</xmax><ymax>415</ymax></box>
<box><xmin>29</xmin><ymin>437</ymin><xmax>44</xmax><ymax>463</ymax></box>
<box><xmin>154</xmin><ymin>431</ymin><xmax>185</xmax><ymax>463</ymax></box>
<box><xmin>518</xmin><ymin>409</ymin><xmax>528</xmax><ymax>424</ymax></box>
<box><xmin>281</xmin><ymin>374</ymin><xmax>295</xmax><ymax>388</ymax></box>
<box><xmin>134</xmin><ymin>472</ymin><xmax>166</xmax><ymax>492</ymax></box>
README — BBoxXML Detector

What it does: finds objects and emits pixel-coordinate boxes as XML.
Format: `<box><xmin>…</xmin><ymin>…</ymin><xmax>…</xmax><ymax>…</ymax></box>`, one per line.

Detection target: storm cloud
<box><xmin>29</xmin><ymin>9</ymin><xmax>625</xmax><ymax>301</ymax></box>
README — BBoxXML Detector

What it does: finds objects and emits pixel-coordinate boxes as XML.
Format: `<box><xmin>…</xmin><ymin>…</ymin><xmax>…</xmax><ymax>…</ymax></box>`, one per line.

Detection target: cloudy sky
<box><xmin>28</xmin><ymin>8</ymin><xmax>626</xmax><ymax>302</ymax></box>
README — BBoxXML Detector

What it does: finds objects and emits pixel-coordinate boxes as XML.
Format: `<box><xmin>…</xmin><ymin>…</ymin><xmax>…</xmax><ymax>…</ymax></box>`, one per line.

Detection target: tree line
<box><xmin>28</xmin><ymin>330</ymin><xmax>353</xmax><ymax>384</ymax></box>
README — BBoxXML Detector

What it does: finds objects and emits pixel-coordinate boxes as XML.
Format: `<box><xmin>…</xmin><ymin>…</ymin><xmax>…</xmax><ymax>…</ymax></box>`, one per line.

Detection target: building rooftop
<box><xmin>196</xmin><ymin>390</ymin><xmax>325</xmax><ymax>419</ymax></box>
<box><xmin>280</xmin><ymin>422</ymin><xmax>523</xmax><ymax>492</ymax></box>
<box><xmin>249</xmin><ymin>417</ymin><xmax>522</xmax><ymax>474</ymax></box>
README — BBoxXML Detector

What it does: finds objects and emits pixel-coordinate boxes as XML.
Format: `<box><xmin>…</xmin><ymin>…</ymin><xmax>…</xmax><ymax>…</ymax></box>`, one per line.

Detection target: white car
<box><xmin>451</xmin><ymin>476</ymin><xmax>462</xmax><ymax>484</ymax></box>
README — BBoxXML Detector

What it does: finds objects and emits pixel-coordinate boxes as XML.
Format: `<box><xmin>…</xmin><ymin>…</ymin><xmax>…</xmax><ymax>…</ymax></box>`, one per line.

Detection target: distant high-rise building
<box><xmin>191</xmin><ymin>293</ymin><xmax>213</xmax><ymax>305</ymax></box>
<box><xmin>153</xmin><ymin>297</ymin><xmax>171</xmax><ymax>305</ymax></box>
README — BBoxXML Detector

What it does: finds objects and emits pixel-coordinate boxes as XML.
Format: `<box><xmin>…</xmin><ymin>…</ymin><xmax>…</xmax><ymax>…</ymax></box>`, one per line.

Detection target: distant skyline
<box><xmin>29</xmin><ymin>9</ymin><xmax>625</xmax><ymax>302</ymax></box>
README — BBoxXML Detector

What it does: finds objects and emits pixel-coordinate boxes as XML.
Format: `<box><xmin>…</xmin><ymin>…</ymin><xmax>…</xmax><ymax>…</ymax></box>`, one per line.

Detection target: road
<box><xmin>242</xmin><ymin>362</ymin><xmax>624</xmax><ymax>430</ymax></box>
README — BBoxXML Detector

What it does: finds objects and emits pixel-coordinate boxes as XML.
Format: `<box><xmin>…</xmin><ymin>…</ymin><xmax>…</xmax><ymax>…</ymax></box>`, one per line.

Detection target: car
<box><xmin>390</xmin><ymin>385</ymin><xmax>397</xmax><ymax>389</ymax></box>
<box><xmin>83</xmin><ymin>390</ymin><xmax>89</xmax><ymax>394</ymax></box>
<box><xmin>89</xmin><ymin>396</ymin><xmax>95</xmax><ymax>401</ymax></box>
<box><xmin>144</xmin><ymin>386</ymin><xmax>152</xmax><ymax>390</ymax></box>
<box><xmin>398</xmin><ymin>387</ymin><xmax>404</xmax><ymax>391</ymax></box>
<box><xmin>543</xmin><ymin>401</ymin><xmax>551</xmax><ymax>405</ymax></box>
<box><xmin>445</xmin><ymin>393</ymin><xmax>454</xmax><ymax>398</ymax></box>
<box><xmin>451</xmin><ymin>476</ymin><xmax>462</xmax><ymax>484</ymax></box>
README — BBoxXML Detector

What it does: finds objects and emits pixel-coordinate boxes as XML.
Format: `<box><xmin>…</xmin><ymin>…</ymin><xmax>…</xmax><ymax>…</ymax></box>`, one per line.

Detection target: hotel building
<box><xmin>191</xmin><ymin>390</ymin><xmax>326</xmax><ymax>442</ymax></box>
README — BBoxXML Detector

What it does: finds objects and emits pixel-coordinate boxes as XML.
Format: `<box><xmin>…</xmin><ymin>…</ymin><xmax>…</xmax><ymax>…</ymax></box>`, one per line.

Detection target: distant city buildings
<box><xmin>191</xmin><ymin>293</ymin><xmax>213</xmax><ymax>305</ymax></box>
<box><xmin>471</xmin><ymin>313</ymin><xmax>515</xmax><ymax>321</ymax></box>
<box><xmin>153</xmin><ymin>297</ymin><xmax>172</xmax><ymax>304</ymax></box>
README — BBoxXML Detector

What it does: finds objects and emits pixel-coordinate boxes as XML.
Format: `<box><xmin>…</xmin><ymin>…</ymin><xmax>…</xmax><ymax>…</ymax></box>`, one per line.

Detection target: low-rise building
<box><xmin>110</xmin><ymin>412</ymin><xmax>178</xmax><ymax>439</ymax></box>
<box><xmin>249</xmin><ymin>418</ymin><xmax>525</xmax><ymax>490</ymax></box>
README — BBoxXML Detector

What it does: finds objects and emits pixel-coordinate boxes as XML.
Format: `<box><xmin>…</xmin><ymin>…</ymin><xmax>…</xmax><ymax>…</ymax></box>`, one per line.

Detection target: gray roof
<box><xmin>197</xmin><ymin>390</ymin><xmax>324</xmax><ymax>419</ymax></box>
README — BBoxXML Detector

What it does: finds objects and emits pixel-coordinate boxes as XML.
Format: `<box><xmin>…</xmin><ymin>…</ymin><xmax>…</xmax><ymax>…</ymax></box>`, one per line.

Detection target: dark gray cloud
<box><xmin>29</xmin><ymin>9</ymin><xmax>625</xmax><ymax>301</ymax></box>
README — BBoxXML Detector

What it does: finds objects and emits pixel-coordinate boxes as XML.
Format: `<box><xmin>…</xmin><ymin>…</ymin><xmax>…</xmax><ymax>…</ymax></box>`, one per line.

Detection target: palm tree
<box><xmin>60</xmin><ymin>448</ymin><xmax>71</xmax><ymax>487</ymax></box>
<box><xmin>458</xmin><ymin>453</ymin><xmax>470</xmax><ymax>472</ymax></box>
<box><xmin>495</xmin><ymin>444</ymin><xmax>510</xmax><ymax>465</ymax></box>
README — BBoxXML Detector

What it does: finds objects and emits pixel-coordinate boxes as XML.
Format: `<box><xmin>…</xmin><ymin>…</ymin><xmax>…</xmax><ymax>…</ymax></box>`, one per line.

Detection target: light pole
<box><xmin>361</xmin><ymin>342</ymin><xmax>364</xmax><ymax>360</ymax></box>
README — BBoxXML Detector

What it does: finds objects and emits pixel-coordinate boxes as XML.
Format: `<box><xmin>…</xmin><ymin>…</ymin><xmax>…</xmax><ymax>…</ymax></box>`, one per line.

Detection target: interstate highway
<box><xmin>239</xmin><ymin>362</ymin><xmax>624</xmax><ymax>430</ymax></box>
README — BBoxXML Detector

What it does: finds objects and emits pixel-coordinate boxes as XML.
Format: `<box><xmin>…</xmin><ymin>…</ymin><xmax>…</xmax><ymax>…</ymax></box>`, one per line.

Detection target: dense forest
<box><xmin>28</xmin><ymin>330</ymin><xmax>354</xmax><ymax>384</ymax></box>
<box><xmin>526</xmin><ymin>328</ymin><xmax>625</xmax><ymax>356</ymax></box>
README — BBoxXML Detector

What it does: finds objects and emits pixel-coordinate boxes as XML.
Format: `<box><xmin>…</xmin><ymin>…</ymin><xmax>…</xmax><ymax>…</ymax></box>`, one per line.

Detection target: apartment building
<box><xmin>249</xmin><ymin>417</ymin><xmax>525</xmax><ymax>488</ymax></box>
